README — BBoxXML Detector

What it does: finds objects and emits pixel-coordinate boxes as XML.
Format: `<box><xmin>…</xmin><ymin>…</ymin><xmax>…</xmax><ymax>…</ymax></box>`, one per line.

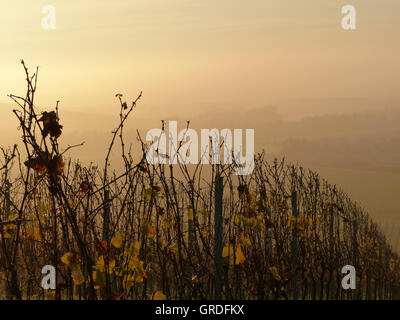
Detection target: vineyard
<box><xmin>0</xmin><ymin>61</ymin><xmax>399</xmax><ymax>300</ymax></box>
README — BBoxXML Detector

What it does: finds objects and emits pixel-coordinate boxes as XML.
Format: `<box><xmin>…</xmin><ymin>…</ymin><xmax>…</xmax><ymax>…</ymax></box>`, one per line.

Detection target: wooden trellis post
<box><xmin>187</xmin><ymin>207</ymin><xmax>194</xmax><ymax>299</ymax></box>
<box><xmin>329</xmin><ymin>205</ymin><xmax>335</xmax><ymax>300</ymax></box>
<box><xmin>214</xmin><ymin>175</ymin><xmax>223</xmax><ymax>300</ymax></box>
<box><xmin>291</xmin><ymin>191</ymin><xmax>299</xmax><ymax>300</ymax></box>
<box><xmin>4</xmin><ymin>181</ymin><xmax>12</xmax><ymax>299</ymax></box>
<box><xmin>352</xmin><ymin>220</ymin><xmax>359</xmax><ymax>300</ymax></box>
<box><xmin>366</xmin><ymin>221</ymin><xmax>371</xmax><ymax>300</ymax></box>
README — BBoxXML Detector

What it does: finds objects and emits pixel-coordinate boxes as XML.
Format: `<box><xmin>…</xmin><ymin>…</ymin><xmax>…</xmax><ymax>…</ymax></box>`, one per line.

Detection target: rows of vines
<box><xmin>0</xmin><ymin>61</ymin><xmax>399</xmax><ymax>300</ymax></box>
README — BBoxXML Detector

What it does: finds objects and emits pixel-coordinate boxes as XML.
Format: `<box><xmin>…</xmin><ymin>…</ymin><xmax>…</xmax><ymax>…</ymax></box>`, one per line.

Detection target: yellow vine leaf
<box><xmin>93</xmin><ymin>269</ymin><xmax>106</xmax><ymax>289</ymax></box>
<box><xmin>0</xmin><ymin>270</ymin><xmax>11</xmax><ymax>281</ymax></box>
<box><xmin>222</xmin><ymin>245</ymin><xmax>245</xmax><ymax>265</ymax></box>
<box><xmin>3</xmin><ymin>224</ymin><xmax>16</xmax><ymax>239</ymax></box>
<box><xmin>144</xmin><ymin>188</ymin><xmax>153</xmax><ymax>201</ymax></box>
<box><xmin>269</xmin><ymin>266</ymin><xmax>281</xmax><ymax>281</ymax></box>
<box><xmin>222</xmin><ymin>245</ymin><xmax>233</xmax><ymax>258</ymax></box>
<box><xmin>235</xmin><ymin>245</ymin><xmax>245</xmax><ymax>264</ymax></box>
<box><xmin>61</xmin><ymin>252</ymin><xmax>85</xmax><ymax>285</ymax></box>
<box><xmin>232</xmin><ymin>214</ymin><xmax>241</xmax><ymax>224</ymax></box>
<box><xmin>240</xmin><ymin>233</ymin><xmax>251</xmax><ymax>247</ymax></box>
<box><xmin>111</xmin><ymin>232</ymin><xmax>124</xmax><ymax>248</ymax></box>
<box><xmin>187</xmin><ymin>208</ymin><xmax>194</xmax><ymax>221</ymax></box>
<box><xmin>133</xmin><ymin>241</ymin><xmax>141</xmax><ymax>255</ymax></box>
<box><xmin>153</xmin><ymin>290</ymin><xmax>166</xmax><ymax>300</ymax></box>
<box><xmin>71</xmin><ymin>268</ymin><xmax>85</xmax><ymax>285</ymax></box>
<box><xmin>95</xmin><ymin>256</ymin><xmax>105</xmax><ymax>272</ymax></box>
<box><xmin>7</xmin><ymin>213</ymin><xmax>18</xmax><ymax>221</ymax></box>
<box><xmin>61</xmin><ymin>252</ymin><xmax>80</xmax><ymax>268</ymax></box>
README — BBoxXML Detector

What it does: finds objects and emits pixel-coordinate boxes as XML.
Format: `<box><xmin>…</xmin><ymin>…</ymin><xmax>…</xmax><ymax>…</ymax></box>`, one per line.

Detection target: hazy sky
<box><xmin>1</xmin><ymin>0</ymin><xmax>399</xmax><ymax>119</ymax></box>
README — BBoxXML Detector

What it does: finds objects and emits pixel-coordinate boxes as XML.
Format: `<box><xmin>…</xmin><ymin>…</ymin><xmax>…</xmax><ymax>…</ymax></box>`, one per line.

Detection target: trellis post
<box><xmin>352</xmin><ymin>220</ymin><xmax>359</xmax><ymax>300</ymax></box>
<box><xmin>291</xmin><ymin>191</ymin><xmax>299</xmax><ymax>300</ymax></box>
<box><xmin>214</xmin><ymin>175</ymin><xmax>223</xmax><ymax>299</ymax></box>
<box><xmin>329</xmin><ymin>205</ymin><xmax>335</xmax><ymax>300</ymax></box>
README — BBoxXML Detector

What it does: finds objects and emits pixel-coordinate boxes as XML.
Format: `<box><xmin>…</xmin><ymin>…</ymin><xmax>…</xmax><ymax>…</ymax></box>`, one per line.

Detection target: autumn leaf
<box><xmin>222</xmin><ymin>245</ymin><xmax>234</xmax><ymax>265</ymax></box>
<box><xmin>235</xmin><ymin>245</ymin><xmax>245</xmax><ymax>264</ymax></box>
<box><xmin>232</xmin><ymin>214</ymin><xmax>241</xmax><ymax>224</ymax></box>
<box><xmin>95</xmin><ymin>239</ymin><xmax>109</xmax><ymax>253</ymax></box>
<box><xmin>24</xmin><ymin>151</ymin><xmax>51</xmax><ymax>173</ymax></box>
<box><xmin>269</xmin><ymin>266</ymin><xmax>281</xmax><ymax>281</ymax></box>
<box><xmin>144</xmin><ymin>188</ymin><xmax>153</xmax><ymax>201</ymax></box>
<box><xmin>61</xmin><ymin>252</ymin><xmax>74</xmax><ymax>266</ymax></box>
<box><xmin>111</xmin><ymin>232</ymin><xmax>124</xmax><ymax>248</ymax></box>
<box><xmin>39</xmin><ymin>111</ymin><xmax>63</xmax><ymax>138</ymax></box>
<box><xmin>222</xmin><ymin>244</ymin><xmax>245</xmax><ymax>265</ymax></box>
<box><xmin>61</xmin><ymin>252</ymin><xmax>85</xmax><ymax>285</ymax></box>
<box><xmin>0</xmin><ymin>270</ymin><xmax>11</xmax><ymax>281</ymax></box>
<box><xmin>240</xmin><ymin>233</ymin><xmax>251</xmax><ymax>247</ymax></box>
<box><xmin>71</xmin><ymin>269</ymin><xmax>85</xmax><ymax>285</ymax></box>
<box><xmin>153</xmin><ymin>291</ymin><xmax>166</xmax><ymax>300</ymax></box>
<box><xmin>79</xmin><ymin>181</ymin><xmax>90</xmax><ymax>193</ymax></box>
<box><xmin>187</xmin><ymin>207</ymin><xmax>194</xmax><ymax>221</ymax></box>
<box><xmin>3</xmin><ymin>223</ymin><xmax>16</xmax><ymax>239</ymax></box>
<box><xmin>54</xmin><ymin>156</ymin><xmax>65</xmax><ymax>175</ymax></box>
<box><xmin>123</xmin><ymin>242</ymin><xmax>141</xmax><ymax>259</ymax></box>
<box><xmin>133</xmin><ymin>241</ymin><xmax>141</xmax><ymax>256</ymax></box>
<box><xmin>222</xmin><ymin>245</ymin><xmax>233</xmax><ymax>258</ymax></box>
<box><xmin>61</xmin><ymin>252</ymin><xmax>80</xmax><ymax>269</ymax></box>
<box><xmin>101</xmin><ymin>240</ymin><xmax>108</xmax><ymax>251</ymax></box>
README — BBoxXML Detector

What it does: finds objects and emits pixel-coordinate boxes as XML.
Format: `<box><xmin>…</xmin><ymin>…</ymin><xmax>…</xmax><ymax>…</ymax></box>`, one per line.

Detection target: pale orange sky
<box><xmin>0</xmin><ymin>0</ymin><xmax>399</xmax><ymax>120</ymax></box>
